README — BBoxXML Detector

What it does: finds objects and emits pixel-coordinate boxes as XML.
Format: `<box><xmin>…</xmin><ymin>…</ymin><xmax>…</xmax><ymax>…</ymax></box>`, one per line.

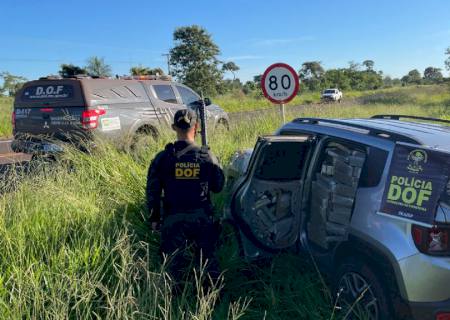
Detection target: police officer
<box><xmin>146</xmin><ymin>109</ymin><xmax>225</xmax><ymax>284</ymax></box>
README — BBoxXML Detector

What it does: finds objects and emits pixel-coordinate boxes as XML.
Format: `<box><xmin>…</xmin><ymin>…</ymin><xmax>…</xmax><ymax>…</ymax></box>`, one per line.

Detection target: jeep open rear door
<box><xmin>231</xmin><ymin>135</ymin><xmax>314</xmax><ymax>255</ymax></box>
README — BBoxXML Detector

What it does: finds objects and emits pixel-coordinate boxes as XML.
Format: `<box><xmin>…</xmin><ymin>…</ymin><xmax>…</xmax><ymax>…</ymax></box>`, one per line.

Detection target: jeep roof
<box><xmin>280</xmin><ymin>115</ymin><xmax>450</xmax><ymax>152</ymax></box>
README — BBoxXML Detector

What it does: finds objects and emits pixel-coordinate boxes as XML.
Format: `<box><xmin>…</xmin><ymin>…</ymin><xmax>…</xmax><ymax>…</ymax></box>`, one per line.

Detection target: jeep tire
<box><xmin>333</xmin><ymin>258</ymin><xmax>394</xmax><ymax>320</ymax></box>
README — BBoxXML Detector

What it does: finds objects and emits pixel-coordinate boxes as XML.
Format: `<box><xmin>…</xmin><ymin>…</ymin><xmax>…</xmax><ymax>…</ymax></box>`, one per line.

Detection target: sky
<box><xmin>0</xmin><ymin>0</ymin><xmax>449</xmax><ymax>82</ymax></box>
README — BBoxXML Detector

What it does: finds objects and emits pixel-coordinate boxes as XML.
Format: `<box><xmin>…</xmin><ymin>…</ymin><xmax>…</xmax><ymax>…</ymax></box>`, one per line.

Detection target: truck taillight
<box><xmin>412</xmin><ymin>224</ymin><xmax>450</xmax><ymax>256</ymax></box>
<box><xmin>437</xmin><ymin>312</ymin><xmax>450</xmax><ymax>320</ymax></box>
<box><xmin>12</xmin><ymin>111</ymin><xmax>16</xmax><ymax>130</ymax></box>
<box><xmin>81</xmin><ymin>109</ymin><xmax>106</xmax><ymax>130</ymax></box>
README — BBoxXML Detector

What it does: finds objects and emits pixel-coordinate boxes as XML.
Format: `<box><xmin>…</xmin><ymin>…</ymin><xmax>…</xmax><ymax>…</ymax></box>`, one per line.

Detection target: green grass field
<box><xmin>0</xmin><ymin>97</ymin><xmax>13</xmax><ymax>138</ymax></box>
<box><xmin>214</xmin><ymin>84</ymin><xmax>450</xmax><ymax>113</ymax></box>
<box><xmin>0</xmin><ymin>84</ymin><xmax>449</xmax><ymax>318</ymax></box>
<box><xmin>1</xmin><ymin>84</ymin><xmax>449</xmax><ymax>139</ymax></box>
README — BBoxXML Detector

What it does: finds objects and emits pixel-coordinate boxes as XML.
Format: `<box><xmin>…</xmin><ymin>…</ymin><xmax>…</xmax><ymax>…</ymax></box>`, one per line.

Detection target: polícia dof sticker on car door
<box><xmin>235</xmin><ymin>135</ymin><xmax>313</xmax><ymax>250</ymax></box>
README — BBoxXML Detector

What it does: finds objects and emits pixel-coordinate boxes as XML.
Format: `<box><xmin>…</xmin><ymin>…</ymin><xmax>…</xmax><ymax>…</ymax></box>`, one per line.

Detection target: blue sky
<box><xmin>1</xmin><ymin>0</ymin><xmax>449</xmax><ymax>82</ymax></box>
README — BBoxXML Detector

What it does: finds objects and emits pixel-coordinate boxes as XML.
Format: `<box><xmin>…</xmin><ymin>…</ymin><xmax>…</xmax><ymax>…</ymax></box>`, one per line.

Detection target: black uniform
<box><xmin>146</xmin><ymin>140</ymin><xmax>225</xmax><ymax>282</ymax></box>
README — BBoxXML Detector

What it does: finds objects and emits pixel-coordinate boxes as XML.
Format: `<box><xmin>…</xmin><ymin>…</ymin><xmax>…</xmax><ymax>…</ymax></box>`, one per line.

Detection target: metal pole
<box><xmin>280</xmin><ymin>103</ymin><xmax>286</xmax><ymax>124</ymax></box>
<box><xmin>162</xmin><ymin>53</ymin><xmax>171</xmax><ymax>75</ymax></box>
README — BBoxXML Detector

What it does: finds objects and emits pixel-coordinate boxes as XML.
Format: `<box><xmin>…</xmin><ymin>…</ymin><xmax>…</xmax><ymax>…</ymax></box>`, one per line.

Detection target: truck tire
<box><xmin>333</xmin><ymin>258</ymin><xmax>394</xmax><ymax>320</ymax></box>
<box><xmin>129</xmin><ymin>126</ymin><xmax>158</xmax><ymax>152</ymax></box>
<box><xmin>215</xmin><ymin>119</ymin><xmax>229</xmax><ymax>134</ymax></box>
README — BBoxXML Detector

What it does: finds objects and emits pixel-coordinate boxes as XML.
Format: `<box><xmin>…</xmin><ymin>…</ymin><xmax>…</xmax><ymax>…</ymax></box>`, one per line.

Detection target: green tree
<box><xmin>298</xmin><ymin>61</ymin><xmax>325</xmax><ymax>91</ymax></box>
<box><xmin>322</xmin><ymin>69</ymin><xmax>351</xmax><ymax>90</ymax></box>
<box><xmin>402</xmin><ymin>69</ymin><xmax>421</xmax><ymax>85</ymax></box>
<box><xmin>383</xmin><ymin>76</ymin><xmax>393</xmax><ymax>87</ymax></box>
<box><xmin>362</xmin><ymin>60</ymin><xmax>375</xmax><ymax>72</ymax></box>
<box><xmin>59</xmin><ymin>64</ymin><xmax>87</xmax><ymax>78</ymax></box>
<box><xmin>321</xmin><ymin>66</ymin><xmax>382</xmax><ymax>91</ymax></box>
<box><xmin>222</xmin><ymin>61</ymin><xmax>240</xmax><ymax>80</ymax></box>
<box><xmin>130</xmin><ymin>65</ymin><xmax>164</xmax><ymax>76</ymax></box>
<box><xmin>169</xmin><ymin>25</ymin><xmax>223</xmax><ymax>96</ymax></box>
<box><xmin>445</xmin><ymin>47</ymin><xmax>450</xmax><ymax>71</ymax></box>
<box><xmin>222</xmin><ymin>78</ymin><xmax>243</xmax><ymax>92</ymax></box>
<box><xmin>0</xmin><ymin>72</ymin><xmax>27</xmax><ymax>96</ymax></box>
<box><xmin>86</xmin><ymin>56</ymin><xmax>112</xmax><ymax>77</ymax></box>
<box><xmin>242</xmin><ymin>81</ymin><xmax>257</xmax><ymax>94</ymax></box>
<box><xmin>423</xmin><ymin>67</ymin><xmax>443</xmax><ymax>83</ymax></box>
<box><xmin>348</xmin><ymin>61</ymin><xmax>361</xmax><ymax>71</ymax></box>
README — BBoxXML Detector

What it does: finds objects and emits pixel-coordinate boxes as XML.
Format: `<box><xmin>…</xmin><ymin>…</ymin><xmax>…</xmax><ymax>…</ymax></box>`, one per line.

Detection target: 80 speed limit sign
<box><xmin>261</xmin><ymin>63</ymin><xmax>299</xmax><ymax>104</ymax></box>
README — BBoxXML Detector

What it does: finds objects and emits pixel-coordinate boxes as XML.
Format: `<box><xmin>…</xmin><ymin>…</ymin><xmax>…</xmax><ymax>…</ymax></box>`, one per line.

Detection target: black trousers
<box><xmin>160</xmin><ymin>211</ymin><xmax>220</xmax><ymax>284</ymax></box>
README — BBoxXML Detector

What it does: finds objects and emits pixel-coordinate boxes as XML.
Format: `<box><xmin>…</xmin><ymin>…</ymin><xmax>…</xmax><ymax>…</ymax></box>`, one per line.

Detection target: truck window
<box><xmin>153</xmin><ymin>85</ymin><xmax>177</xmax><ymax>103</ymax></box>
<box><xmin>22</xmin><ymin>84</ymin><xmax>74</xmax><ymax>100</ymax></box>
<box><xmin>176</xmin><ymin>86</ymin><xmax>199</xmax><ymax>105</ymax></box>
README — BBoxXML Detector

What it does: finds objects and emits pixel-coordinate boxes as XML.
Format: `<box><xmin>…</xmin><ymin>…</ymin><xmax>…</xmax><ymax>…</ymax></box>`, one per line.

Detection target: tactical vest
<box><xmin>161</xmin><ymin>143</ymin><xmax>211</xmax><ymax>214</ymax></box>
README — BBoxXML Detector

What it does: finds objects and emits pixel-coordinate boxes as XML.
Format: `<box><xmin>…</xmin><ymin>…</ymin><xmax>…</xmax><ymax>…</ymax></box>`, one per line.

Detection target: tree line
<box><xmin>1</xmin><ymin>25</ymin><xmax>450</xmax><ymax>97</ymax></box>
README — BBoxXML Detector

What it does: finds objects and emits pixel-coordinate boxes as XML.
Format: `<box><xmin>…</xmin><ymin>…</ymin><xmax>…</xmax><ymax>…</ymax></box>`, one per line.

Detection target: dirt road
<box><xmin>0</xmin><ymin>140</ymin><xmax>31</xmax><ymax>170</ymax></box>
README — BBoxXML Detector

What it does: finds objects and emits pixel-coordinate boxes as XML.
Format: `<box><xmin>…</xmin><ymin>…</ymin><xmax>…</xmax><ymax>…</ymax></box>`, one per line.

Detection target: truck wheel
<box><xmin>130</xmin><ymin>126</ymin><xmax>158</xmax><ymax>153</ymax></box>
<box><xmin>215</xmin><ymin>119</ymin><xmax>229</xmax><ymax>134</ymax></box>
<box><xmin>333</xmin><ymin>258</ymin><xmax>394</xmax><ymax>320</ymax></box>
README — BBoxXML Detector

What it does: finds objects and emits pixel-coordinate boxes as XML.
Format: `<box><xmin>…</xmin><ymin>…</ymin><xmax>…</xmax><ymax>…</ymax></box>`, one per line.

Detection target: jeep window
<box><xmin>177</xmin><ymin>86</ymin><xmax>199</xmax><ymax>106</ymax></box>
<box><xmin>254</xmin><ymin>142</ymin><xmax>308</xmax><ymax>180</ymax></box>
<box><xmin>315</xmin><ymin>140</ymin><xmax>387</xmax><ymax>188</ymax></box>
<box><xmin>359</xmin><ymin>147</ymin><xmax>388</xmax><ymax>187</ymax></box>
<box><xmin>153</xmin><ymin>85</ymin><xmax>177</xmax><ymax>103</ymax></box>
<box><xmin>22</xmin><ymin>85</ymin><xmax>74</xmax><ymax>100</ymax></box>
<box><xmin>324</xmin><ymin>89</ymin><xmax>336</xmax><ymax>94</ymax></box>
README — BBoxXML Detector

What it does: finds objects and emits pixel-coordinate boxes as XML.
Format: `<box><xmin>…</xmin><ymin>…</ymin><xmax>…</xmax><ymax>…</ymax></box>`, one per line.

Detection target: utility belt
<box><xmin>163</xmin><ymin>208</ymin><xmax>213</xmax><ymax>227</ymax></box>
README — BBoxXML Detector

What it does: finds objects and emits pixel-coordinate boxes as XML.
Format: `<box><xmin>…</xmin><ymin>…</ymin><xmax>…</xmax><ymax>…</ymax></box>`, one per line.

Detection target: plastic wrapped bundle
<box><xmin>308</xmin><ymin>146</ymin><xmax>366</xmax><ymax>249</ymax></box>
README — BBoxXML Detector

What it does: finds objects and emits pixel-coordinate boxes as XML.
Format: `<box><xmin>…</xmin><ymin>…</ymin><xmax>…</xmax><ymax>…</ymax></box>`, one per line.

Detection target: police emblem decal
<box><xmin>407</xmin><ymin>149</ymin><xmax>428</xmax><ymax>174</ymax></box>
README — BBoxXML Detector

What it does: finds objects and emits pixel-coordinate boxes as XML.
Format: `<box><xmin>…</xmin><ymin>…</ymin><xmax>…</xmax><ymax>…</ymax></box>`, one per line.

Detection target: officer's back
<box><xmin>146</xmin><ymin>108</ymin><xmax>224</xmax><ymax>285</ymax></box>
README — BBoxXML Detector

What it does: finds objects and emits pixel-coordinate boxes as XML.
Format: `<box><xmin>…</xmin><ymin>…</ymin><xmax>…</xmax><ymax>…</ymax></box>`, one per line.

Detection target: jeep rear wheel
<box><xmin>333</xmin><ymin>259</ymin><xmax>393</xmax><ymax>320</ymax></box>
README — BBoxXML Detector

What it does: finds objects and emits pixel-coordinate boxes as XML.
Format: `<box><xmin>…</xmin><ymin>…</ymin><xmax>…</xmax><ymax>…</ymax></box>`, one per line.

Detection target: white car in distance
<box><xmin>321</xmin><ymin>88</ymin><xmax>343</xmax><ymax>102</ymax></box>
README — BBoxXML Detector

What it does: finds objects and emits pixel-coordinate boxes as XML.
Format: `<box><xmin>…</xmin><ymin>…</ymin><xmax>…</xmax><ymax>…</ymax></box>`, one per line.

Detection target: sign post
<box><xmin>280</xmin><ymin>103</ymin><xmax>285</xmax><ymax>124</ymax></box>
<box><xmin>261</xmin><ymin>63</ymin><xmax>299</xmax><ymax>124</ymax></box>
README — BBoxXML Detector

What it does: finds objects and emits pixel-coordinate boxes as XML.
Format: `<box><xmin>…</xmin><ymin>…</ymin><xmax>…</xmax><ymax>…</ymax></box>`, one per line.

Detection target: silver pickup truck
<box><xmin>12</xmin><ymin>76</ymin><xmax>229</xmax><ymax>153</ymax></box>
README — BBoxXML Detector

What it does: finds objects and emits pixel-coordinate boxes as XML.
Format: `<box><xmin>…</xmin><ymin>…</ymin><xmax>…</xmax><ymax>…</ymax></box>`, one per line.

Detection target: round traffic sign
<box><xmin>261</xmin><ymin>63</ymin><xmax>299</xmax><ymax>104</ymax></box>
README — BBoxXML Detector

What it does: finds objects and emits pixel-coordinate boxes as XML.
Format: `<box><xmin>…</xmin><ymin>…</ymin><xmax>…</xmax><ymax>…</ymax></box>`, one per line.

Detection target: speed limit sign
<box><xmin>261</xmin><ymin>63</ymin><xmax>299</xmax><ymax>123</ymax></box>
<box><xmin>261</xmin><ymin>63</ymin><xmax>299</xmax><ymax>104</ymax></box>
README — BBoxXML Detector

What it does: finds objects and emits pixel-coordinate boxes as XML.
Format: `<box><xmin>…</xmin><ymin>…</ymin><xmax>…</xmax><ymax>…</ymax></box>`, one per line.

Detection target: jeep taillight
<box><xmin>412</xmin><ymin>224</ymin><xmax>450</xmax><ymax>256</ymax></box>
<box><xmin>12</xmin><ymin>111</ymin><xmax>15</xmax><ymax>130</ymax></box>
<box><xmin>81</xmin><ymin>109</ymin><xmax>106</xmax><ymax>130</ymax></box>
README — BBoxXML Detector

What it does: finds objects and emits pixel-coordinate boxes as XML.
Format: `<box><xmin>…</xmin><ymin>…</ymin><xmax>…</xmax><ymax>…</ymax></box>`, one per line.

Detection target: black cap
<box><xmin>173</xmin><ymin>109</ymin><xmax>197</xmax><ymax>129</ymax></box>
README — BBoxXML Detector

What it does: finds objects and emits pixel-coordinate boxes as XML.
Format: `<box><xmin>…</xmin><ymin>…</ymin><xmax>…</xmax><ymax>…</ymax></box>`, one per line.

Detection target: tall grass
<box><xmin>214</xmin><ymin>84</ymin><xmax>450</xmax><ymax>113</ymax></box>
<box><xmin>212</xmin><ymin>90</ymin><xmax>320</xmax><ymax>113</ymax></box>
<box><xmin>0</xmin><ymin>85</ymin><xmax>449</xmax><ymax>139</ymax></box>
<box><xmin>0</xmin><ymin>97</ymin><xmax>13</xmax><ymax>138</ymax></box>
<box><xmin>0</xmin><ymin>126</ymin><xmax>335</xmax><ymax>319</ymax></box>
<box><xmin>1</xmin><ymin>101</ymin><xmax>449</xmax><ymax>319</ymax></box>
<box><xmin>0</xmin><ymin>83</ymin><xmax>449</xmax><ymax>318</ymax></box>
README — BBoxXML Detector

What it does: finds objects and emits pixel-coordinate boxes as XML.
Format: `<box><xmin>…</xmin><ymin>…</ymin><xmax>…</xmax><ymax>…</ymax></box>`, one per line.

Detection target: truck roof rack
<box><xmin>371</xmin><ymin>114</ymin><xmax>450</xmax><ymax>125</ymax></box>
<box><xmin>119</xmin><ymin>75</ymin><xmax>172</xmax><ymax>81</ymax></box>
<box><xmin>38</xmin><ymin>75</ymin><xmax>63</xmax><ymax>80</ymax></box>
<box><xmin>292</xmin><ymin>117</ymin><xmax>420</xmax><ymax>144</ymax></box>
